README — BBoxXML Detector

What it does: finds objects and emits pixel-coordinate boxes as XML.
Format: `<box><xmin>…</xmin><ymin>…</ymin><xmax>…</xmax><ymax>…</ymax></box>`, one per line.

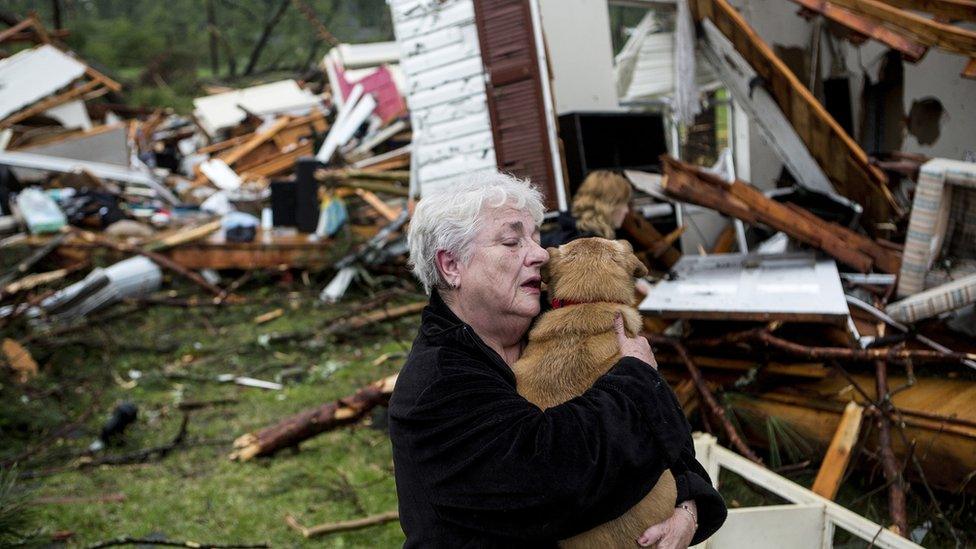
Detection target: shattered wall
<box><xmin>729</xmin><ymin>0</ymin><xmax>976</xmax><ymax>187</ymax></box>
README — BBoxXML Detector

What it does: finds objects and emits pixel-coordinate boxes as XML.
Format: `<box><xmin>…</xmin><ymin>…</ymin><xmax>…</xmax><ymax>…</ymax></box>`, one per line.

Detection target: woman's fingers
<box><xmin>615</xmin><ymin>312</ymin><xmax>657</xmax><ymax>369</ymax></box>
<box><xmin>613</xmin><ymin>312</ymin><xmax>626</xmax><ymax>341</ymax></box>
<box><xmin>638</xmin><ymin>521</ymin><xmax>666</xmax><ymax>547</ymax></box>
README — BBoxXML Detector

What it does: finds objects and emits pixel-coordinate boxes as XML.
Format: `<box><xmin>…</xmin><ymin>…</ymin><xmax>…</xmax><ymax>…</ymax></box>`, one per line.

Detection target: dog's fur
<box><xmin>513</xmin><ymin>238</ymin><xmax>676</xmax><ymax>548</ymax></box>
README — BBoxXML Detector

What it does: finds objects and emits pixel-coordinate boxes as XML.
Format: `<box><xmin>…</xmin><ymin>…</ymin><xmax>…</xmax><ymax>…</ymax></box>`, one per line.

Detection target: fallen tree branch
<box><xmin>87</xmin><ymin>537</ymin><xmax>268</xmax><ymax>549</ymax></box>
<box><xmin>0</xmin><ymin>233</ymin><xmax>68</xmax><ymax>287</ymax></box>
<box><xmin>230</xmin><ymin>374</ymin><xmax>397</xmax><ymax>461</ymax></box>
<box><xmin>685</xmin><ymin>328</ymin><xmax>976</xmax><ymax>364</ymax></box>
<box><xmin>656</xmin><ymin>338</ymin><xmax>763</xmax><ymax>464</ymax></box>
<box><xmin>874</xmin><ymin>360</ymin><xmax>909</xmax><ymax>537</ymax></box>
<box><xmin>284</xmin><ymin>510</ymin><xmax>399</xmax><ymax>538</ymax></box>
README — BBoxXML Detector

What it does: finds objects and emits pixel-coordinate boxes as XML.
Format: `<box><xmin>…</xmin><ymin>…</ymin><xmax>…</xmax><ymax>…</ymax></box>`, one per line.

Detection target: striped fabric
<box><xmin>887</xmin><ymin>272</ymin><xmax>976</xmax><ymax>323</ymax></box>
<box><xmin>897</xmin><ymin>159</ymin><xmax>976</xmax><ymax>297</ymax></box>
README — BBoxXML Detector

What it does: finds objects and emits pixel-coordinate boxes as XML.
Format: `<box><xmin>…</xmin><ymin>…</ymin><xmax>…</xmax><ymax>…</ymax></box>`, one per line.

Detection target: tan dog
<box><xmin>513</xmin><ymin>237</ymin><xmax>676</xmax><ymax>548</ymax></box>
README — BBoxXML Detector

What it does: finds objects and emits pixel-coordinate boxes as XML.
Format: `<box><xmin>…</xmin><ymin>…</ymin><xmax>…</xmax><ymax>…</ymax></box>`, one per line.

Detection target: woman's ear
<box><xmin>542</xmin><ymin>247</ymin><xmax>560</xmax><ymax>283</ymax></box>
<box><xmin>435</xmin><ymin>249</ymin><xmax>462</xmax><ymax>288</ymax></box>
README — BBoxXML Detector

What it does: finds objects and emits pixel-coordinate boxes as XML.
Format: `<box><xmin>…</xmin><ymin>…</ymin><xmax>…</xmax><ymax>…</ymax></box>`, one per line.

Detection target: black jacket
<box><xmin>389</xmin><ymin>291</ymin><xmax>726</xmax><ymax>548</ymax></box>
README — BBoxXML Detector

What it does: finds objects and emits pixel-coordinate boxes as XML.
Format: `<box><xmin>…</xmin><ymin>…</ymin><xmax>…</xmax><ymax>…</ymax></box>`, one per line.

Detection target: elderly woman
<box><xmin>390</xmin><ymin>173</ymin><xmax>725</xmax><ymax>548</ymax></box>
<box><xmin>542</xmin><ymin>169</ymin><xmax>633</xmax><ymax>247</ymax></box>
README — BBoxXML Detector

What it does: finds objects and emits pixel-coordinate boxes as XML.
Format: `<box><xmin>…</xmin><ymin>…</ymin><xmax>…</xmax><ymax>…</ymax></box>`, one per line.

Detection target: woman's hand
<box><xmin>638</xmin><ymin>499</ymin><xmax>697</xmax><ymax>548</ymax></box>
<box><xmin>614</xmin><ymin>313</ymin><xmax>658</xmax><ymax>369</ymax></box>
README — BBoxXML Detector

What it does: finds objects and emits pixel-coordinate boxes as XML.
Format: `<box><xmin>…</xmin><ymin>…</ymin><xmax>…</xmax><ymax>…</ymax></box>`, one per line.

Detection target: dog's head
<box><xmin>544</xmin><ymin>238</ymin><xmax>648</xmax><ymax>305</ymax></box>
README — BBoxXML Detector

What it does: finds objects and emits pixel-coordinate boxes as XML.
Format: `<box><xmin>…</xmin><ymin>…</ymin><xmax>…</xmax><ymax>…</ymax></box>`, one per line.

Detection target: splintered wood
<box><xmin>662</xmin><ymin>156</ymin><xmax>901</xmax><ymax>273</ymax></box>
<box><xmin>811</xmin><ymin>401</ymin><xmax>864</xmax><ymax>500</ymax></box>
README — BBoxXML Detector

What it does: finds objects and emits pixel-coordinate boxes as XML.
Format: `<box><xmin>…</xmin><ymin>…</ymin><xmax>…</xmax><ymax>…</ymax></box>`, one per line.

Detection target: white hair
<box><xmin>408</xmin><ymin>172</ymin><xmax>545</xmax><ymax>294</ymax></box>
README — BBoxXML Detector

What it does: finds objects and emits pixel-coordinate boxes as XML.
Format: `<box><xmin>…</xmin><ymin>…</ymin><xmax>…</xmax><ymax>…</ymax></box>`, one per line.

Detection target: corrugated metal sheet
<box><xmin>0</xmin><ymin>44</ymin><xmax>87</xmax><ymax>120</ymax></box>
<box><xmin>390</xmin><ymin>0</ymin><xmax>497</xmax><ymax>195</ymax></box>
<box><xmin>474</xmin><ymin>0</ymin><xmax>559</xmax><ymax>210</ymax></box>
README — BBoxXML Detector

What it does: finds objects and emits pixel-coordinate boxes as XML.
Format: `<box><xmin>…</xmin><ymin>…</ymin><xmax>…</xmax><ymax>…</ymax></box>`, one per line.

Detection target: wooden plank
<box><xmin>238</xmin><ymin>142</ymin><xmax>314</xmax><ymax>179</ymax></box>
<box><xmin>0</xmin><ymin>18</ymin><xmax>34</xmax><ymax>44</ymax></box>
<box><xmin>621</xmin><ymin>211</ymin><xmax>682</xmax><ymax>268</ymax></box>
<box><xmin>828</xmin><ymin>0</ymin><xmax>976</xmax><ymax>54</ymax></box>
<box><xmin>662</xmin><ymin>156</ymin><xmax>888</xmax><ymax>272</ymax></box>
<box><xmin>221</xmin><ymin>117</ymin><xmax>291</xmax><ymax>167</ymax></box>
<box><xmin>789</xmin><ymin>0</ymin><xmax>928</xmax><ymax>61</ymax></box>
<box><xmin>353</xmin><ymin>189</ymin><xmax>401</xmax><ymax>222</ymax></box>
<box><xmin>812</xmin><ymin>401</ymin><xmax>864</xmax><ymax>500</ymax></box>
<box><xmin>165</xmin><ymin>226</ymin><xmax>378</xmax><ymax>270</ymax></box>
<box><xmin>0</xmin><ymin>79</ymin><xmax>102</xmax><ymax>128</ymax></box>
<box><xmin>963</xmin><ymin>57</ymin><xmax>976</xmax><ymax>78</ymax></box>
<box><xmin>871</xmin><ymin>0</ymin><xmax>976</xmax><ymax>24</ymax></box>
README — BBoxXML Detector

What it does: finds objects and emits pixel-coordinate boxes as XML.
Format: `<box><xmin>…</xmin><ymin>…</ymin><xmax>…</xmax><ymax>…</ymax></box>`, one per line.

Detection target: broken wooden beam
<box><xmin>828</xmin><ymin>0</ymin><xmax>976</xmax><ymax>55</ymax></box>
<box><xmin>620</xmin><ymin>211</ymin><xmax>682</xmax><ymax>268</ymax></box>
<box><xmin>877</xmin><ymin>0</ymin><xmax>976</xmax><ymax>23</ymax></box>
<box><xmin>691</xmin><ymin>0</ymin><xmax>899</xmax><ymax>229</ymax></box>
<box><xmin>811</xmin><ymin>401</ymin><xmax>864</xmax><ymax>500</ymax></box>
<box><xmin>662</xmin><ymin>156</ymin><xmax>901</xmax><ymax>273</ymax></box>
<box><xmin>790</xmin><ymin>0</ymin><xmax>928</xmax><ymax>61</ymax></box>
<box><xmin>230</xmin><ymin>374</ymin><xmax>397</xmax><ymax>461</ymax></box>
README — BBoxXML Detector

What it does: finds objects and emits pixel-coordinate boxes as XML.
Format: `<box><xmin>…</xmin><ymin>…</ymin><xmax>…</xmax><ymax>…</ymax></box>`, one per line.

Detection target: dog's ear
<box><xmin>542</xmin><ymin>247</ymin><xmax>560</xmax><ymax>283</ymax></box>
<box><xmin>615</xmin><ymin>239</ymin><xmax>634</xmax><ymax>253</ymax></box>
<box><xmin>630</xmin><ymin>254</ymin><xmax>649</xmax><ymax>278</ymax></box>
<box><xmin>614</xmin><ymin>239</ymin><xmax>647</xmax><ymax>277</ymax></box>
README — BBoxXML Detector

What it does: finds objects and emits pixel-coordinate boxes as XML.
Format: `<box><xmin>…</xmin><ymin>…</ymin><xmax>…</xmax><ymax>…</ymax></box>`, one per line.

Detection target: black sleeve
<box><xmin>396</xmin><ymin>354</ymin><xmax>692</xmax><ymax>541</ymax></box>
<box><xmin>670</xmin><ymin>447</ymin><xmax>727</xmax><ymax>545</ymax></box>
<box><xmin>656</xmin><ymin>377</ymin><xmax>727</xmax><ymax>545</ymax></box>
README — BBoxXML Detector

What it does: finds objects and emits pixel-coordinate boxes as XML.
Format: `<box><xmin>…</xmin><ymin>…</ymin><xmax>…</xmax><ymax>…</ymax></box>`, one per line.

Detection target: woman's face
<box><xmin>611</xmin><ymin>202</ymin><xmax>630</xmax><ymax>229</ymax></box>
<box><xmin>455</xmin><ymin>205</ymin><xmax>548</xmax><ymax>320</ymax></box>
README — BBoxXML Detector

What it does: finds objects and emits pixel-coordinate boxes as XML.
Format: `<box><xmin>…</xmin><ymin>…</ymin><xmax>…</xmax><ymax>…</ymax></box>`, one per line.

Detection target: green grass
<box><xmin>1</xmin><ymin>263</ymin><xmax>419</xmax><ymax>547</ymax></box>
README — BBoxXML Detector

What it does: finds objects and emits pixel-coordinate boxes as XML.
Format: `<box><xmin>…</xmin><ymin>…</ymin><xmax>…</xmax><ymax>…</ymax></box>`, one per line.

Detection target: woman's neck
<box><xmin>443</xmin><ymin>292</ymin><xmax>530</xmax><ymax>367</ymax></box>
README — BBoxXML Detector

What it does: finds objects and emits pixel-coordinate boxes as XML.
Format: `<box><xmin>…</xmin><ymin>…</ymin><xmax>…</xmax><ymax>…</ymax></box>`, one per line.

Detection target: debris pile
<box><xmin>2</xmin><ymin>1</ymin><xmax>975</xmax><ymax>546</ymax></box>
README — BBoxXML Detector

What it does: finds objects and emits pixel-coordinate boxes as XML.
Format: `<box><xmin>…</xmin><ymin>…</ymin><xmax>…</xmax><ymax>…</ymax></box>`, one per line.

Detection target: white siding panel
<box><xmin>394</xmin><ymin>0</ymin><xmax>474</xmax><ymax>41</ymax></box>
<box><xmin>416</xmin><ymin>130</ymin><xmax>494</xmax><ymax>164</ymax></box>
<box><xmin>418</xmin><ymin>110</ymin><xmax>492</xmax><ymax>144</ymax></box>
<box><xmin>413</xmin><ymin>94</ymin><xmax>488</xmax><ymax>130</ymax></box>
<box><xmin>408</xmin><ymin>77</ymin><xmax>486</xmax><ymax>111</ymax></box>
<box><xmin>419</xmin><ymin>153</ymin><xmax>497</xmax><ymax>182</ymax></box>
<box><xmin>390</xmin><ymin>0</ymin><xmax>496</xmax><ymax>197</ymax></box>
<box><xmin>399</xmin><ymin>25</ymin><xmax>477</xmax><ymax>61</ymax></box>
<box><xmin>406</xmin><ymin>55</ymin><xmax>483</xmax><ymax>94</ymax></box>
<box><xmin>400</xmin><ymin>29</ymin><xmax>480</xmax><ymax>76</ymax></box>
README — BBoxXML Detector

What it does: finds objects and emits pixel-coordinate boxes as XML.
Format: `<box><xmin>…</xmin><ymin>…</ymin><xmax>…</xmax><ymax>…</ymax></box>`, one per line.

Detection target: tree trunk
<box><xmin>206</xmin><ymin>0</ymin><xmax>219</xmax><ymax>75</ymax></box>
<box><xmin>243</xmin><ymin>0</ymin><xmax>291</xmax><ymax>76</ymax></box>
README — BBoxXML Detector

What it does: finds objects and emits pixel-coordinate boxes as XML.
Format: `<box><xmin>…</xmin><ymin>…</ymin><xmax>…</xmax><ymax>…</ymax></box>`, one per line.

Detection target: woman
<box><xmin>542</xmin><ymin>169</ymin><xmax>633</xmax><ymax>248</ymax></box>
<box><xmin>390</xmin><ymin>173</ymin><xmax>725</xmax><ymax>548</ymax></box>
